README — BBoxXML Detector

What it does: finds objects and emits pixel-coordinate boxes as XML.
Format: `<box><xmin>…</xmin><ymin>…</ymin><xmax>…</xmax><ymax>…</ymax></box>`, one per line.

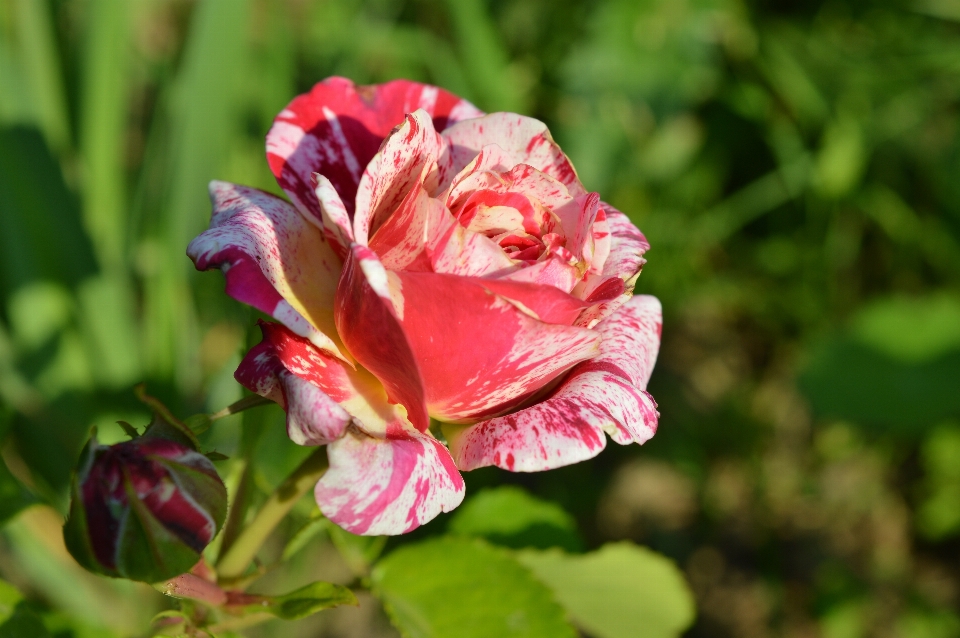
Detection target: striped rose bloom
<box><xmin>188</xmin><ymin>77</ymin><xmax>661</xmax><ymax>536</ymax></box>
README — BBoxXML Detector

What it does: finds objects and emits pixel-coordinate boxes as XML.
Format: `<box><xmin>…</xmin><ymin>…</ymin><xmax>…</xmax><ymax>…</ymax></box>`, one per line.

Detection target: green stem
<box><xmin>216</xmin><ymin>447</ymin><xmax>329</xmax><ymax>582</ymax></box>
<box><xmin>210</xmin><ymin>394</ymin><xmax>272</xmax><ymax>421</ymax></box>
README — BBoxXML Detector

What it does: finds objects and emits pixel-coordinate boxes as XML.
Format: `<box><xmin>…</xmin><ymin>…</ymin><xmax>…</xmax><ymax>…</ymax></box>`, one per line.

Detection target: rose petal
<box><xmin>236</xmin><ymin>321</ymin><xmax>419</xmax><ymax>444</ymax></box>
<box><xmin>476</xmin><ymin>279</ymin><xmax>593</xmax><ymax>326</ymax></box>
<box><xmin>391</xmin><ymin>270</ymin><xmax>601</xmax><ymax>422</ymax></box>
<box><xmin>498</xmin><ymin>254</ymin><xmax>582</xmax><ymax>293</ymax></box>
<box><xmin>335</xmin><ymin>244</ymin><xmax>430</xmax><ymax>433</ymax></box>
<box><xmin>236</xmin><ymin>337</ymin><xmax>350</xmax><ymax>445</ymax></box>
<box><xmin>267</xmin><ymin>77</ymin><xmax>482</xmax><ymax>228</ymax></box>
<box><xmin>574</xmin><ymin>203</ymin><xmax>651</xmax><ymax>326</ymax></box>
<box><xmin>187</xmin><ymin>181</ymin><xmax>348</xmax><ymax>360</ymax></box>
<box><xmin>313</xmin><ymin>173</ymin><xmax>354</xmax><ymax>258</ymax></box>
<box><xmin>440</xmin><ymin>112</ymin><xmax>584</xmax><ymax>195</ymax></box>
<box><xmin>428</xmin><ymin>213</ymin><xmax>519</xmax><ymax>278</ymax></box>
<box><xmin>354</xmin><ymin>110</ymin><xmax>447</xmax><ymax>245</ymax></box>
<box><xmin>446</xmin><ymin>295</ymin><xmax>662</xmax><ymax>471</ymax></box>
<box><xmin>367</xmin><ymin>165</ymin><xmax>448</xmax><ymax>273</ymax></box>
<box><xmin>596</xmin><ymin>203</ymin><xmax>650</xmax><ymax>284</ymax></box>
<box><xmin>315</xmin><ymin>427</ymin><xmax>465</xmax><ymax>535</ymax></box>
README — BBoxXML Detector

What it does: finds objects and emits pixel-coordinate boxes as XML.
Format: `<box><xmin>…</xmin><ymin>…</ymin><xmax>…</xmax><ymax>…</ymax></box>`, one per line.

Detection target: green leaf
<box><xmin>517</xmin><ymin>543</ymin><xmax>696</xmax><ymax>638</ymax></box>
<box><xmin>0</xmin><ymin>126</ymin><xmax>98</xmax><ymax>301</ymax></box>
<box><xmin>0</xmin><ymin>580</ymin><xmax>23</xmax><ymax>624</ymax></box>
<box><xmin>0</xmin><ymin>455</ymin><xmax>36</xmax><ymax>527</ymax></box>
<box><xmin>115</xmin><ymin>478</ymin><xmax>203</xmax><ymax>583</ymax></box>
<box><xmin>249</xmin><ymin>581</ymin><xmax>357</xmax><ymax>620</ymax></box>
<box><xmin>852</xmin><ymin>294</ymin><xmax>960</xmax><ymax>364</ymax></box>
<box><xmin>281</xmin><ymin>514</ymin><xmax>328</xmax><ymax>562</ymax></box>
<box><xmin>372</xmin><ymin>537</ymin><xmax>577</xmax><ymax>638</ymax></box>
<box><xmin>799</xmin><ymin>337</ymin><xmax>960</xmax><ymax>433</ymax></box>
<box><xmin>11</xmin><ymin>0</ymin><xmax>70</xmax><ymax>153</ymax></box>
<box><xmin>447</xmin><ymin>486</ymin><xmax>582</xmax><ymax>551</ymax></box>
<box><xmin>0</xmin><ymin>579</ymin><xmax>51</xmax><ymax>638</ymax></box>
<box><xmin>328</xmin><ymin>524</ymin><xmax>387</xmax><ymax>576</ymax></box>
<box><xmin>183</xmin><ymin>414</ymin><xmax>213</xmax><ymax>436</ymax></box>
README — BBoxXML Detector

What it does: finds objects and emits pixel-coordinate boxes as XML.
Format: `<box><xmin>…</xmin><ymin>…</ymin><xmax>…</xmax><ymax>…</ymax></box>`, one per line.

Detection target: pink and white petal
<box><xmin>267</xmin><ymin>77</ymin><xmax>481</xmax><ymax>224</ymax></box>
<box><xmin>443</xmin><ymin>399</ymin><xmax>608</xmax><ymax>472</ymax></box>
<box><xmin>236</xmin><ymin>321</ymin><xmax>416</xmax><ymax>441</ymax></box>
<box><xmin>498</xmin><ymin>254</ymin><xmax>582</xmax><ymax>294</ymax></box>
<box><xmin>440</xmin><ymin>113</ymin><xmax>584</xmax><ymax>195</ymax></box>
<box><xmin>573</xmin><ymin>277</ymin><xmax>629</xmax><ymax>329</ymax></box>
<box><xmin>587</xmin><ymin>203</ymin><xmax>649</xmax><ymax>289</ymax></box>
<box><xmin>366</xmin><ymin>165</ymin><xmax>518</xmax><ymax>279</ymax></box>
<box><xmin>563</xmin><ymin>192</ymin><xmax>600</xmax><ymax>263</ymax></box>
<box><xmin>354</xmin><ymin>110</ymin><xmax>446</xmax><ymax>245</ymax></box>
<box><xmin>367</xmin><ymin>161</ymin><xmax>448</xmax><ymax>272</ymax></box>
<box><xmin>574</xmin><ymin>203</ymin><xmax>651</xmax><ymax>325</ymax></box>
<box><xmin>446</xmin><ymin>294</ymin><xmax>663</xmax><ymax>471</ymax></box>
<box><xmin>446</xmin><ymin>164</ymin><xmax>574</xmax><ymax>228</ymax></box>
<box><xmin>234</xmin><ymin>326</ymin><xmax>351</xmax><ymax>446</ymax></box>
<box><xmin>445</xmin><ymin>369</ymin><xmax>657</xmax><ymax>471</ymax></box>
<box><xmin>591</xmin><ymin>294</ymin><xmax>662</xmax><ymax>389</ymax></box>
<box><xmin>586</xmin><ymin>203</ymin><xmax>612</xmax><ymax>277</ymax></box>
<box><xmin>476</xmin><ymin>279</ymin><xmax>594</xmax><ymax>326</ymax></box>
<box><xmin>429</xmin><ymin>214</ymin><xmax>518</xmax><ymax>278</ymax></box>
<box><xmin>439</xmin><ymin>143</ymin><xmax>517</xmax><ymax>201</ymax></box>
<box><xmin>315</xmin><ymin>428</ymin><xmax>465</xmax><ymax>535</ymax></box>
<box><xmin>335</xmin><ymin>244</ymin><xmax>430</xmax><ymax>433</ymax></box>
<box><xmin>313</xmin><ymin>174</ymin><xmax>354</xmax><ymax>259</ymax></box>
<box><xmin>188</xmin><ymin>181</ymin><xmax>348</xmax><ymax>360</ymax></box>
<box><xmin>392</xmin><ymin>270</ymin><xmax>601</xmax><ymax>422</ymax></box>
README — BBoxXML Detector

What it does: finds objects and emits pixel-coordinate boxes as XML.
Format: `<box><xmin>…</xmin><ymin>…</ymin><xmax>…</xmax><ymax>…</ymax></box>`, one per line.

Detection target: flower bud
<box><xmin>63</xmin><ymin>432</ymin><xmax>227</xmax><ymax>583</ymax></box>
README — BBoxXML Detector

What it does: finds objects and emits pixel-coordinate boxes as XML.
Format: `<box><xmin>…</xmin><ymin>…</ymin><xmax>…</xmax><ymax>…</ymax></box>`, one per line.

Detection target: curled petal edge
<box><xmin>445</xmin><ymin>295</ymin><xmax>662</xmax><ymax>471</ymax></box>
<box><xmin>316</xmin><ymin>427</ymin><xmax>465</xmax><ymax>535</ymax></box>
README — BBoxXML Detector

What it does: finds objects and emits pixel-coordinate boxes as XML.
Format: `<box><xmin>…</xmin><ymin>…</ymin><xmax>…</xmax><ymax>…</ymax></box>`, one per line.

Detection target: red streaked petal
<box><xmin>335</xmin><ymin>244</ymin><xmax>430</xmax><ymax>433</ymax></box>
<box><xmin>236</xmin><ymin>320</ymin><xmax>423</xmax><ymax>444</ymax></box>
<box><xmin>498</xmin><ymin>254</ymin><xmax>581</xmax><ymax>293</ymax></box>
<box><xmin>476</xmin><ymin>279</ymin><xmax>593</xmax><ymax>325</ymax></box>
<box><xmin>235</xmin><ymin>323</ymin><xmax>352</xmax><ymax>445</ymax></box>
<box><xmin>444</xmin><ymin>400</ymin><xmax>609</xmax><ymax>472</ymax></box>
<box><xmin>267</xmin><ymin>77</ymin><xmax>482</xmax><ymax>224</ymax></box>
<box><xmin>574</xmin><ymin>203</ymin><xmax>651</xmax><ymax>326</ymax></box>
<box><xmin>354</xmin><ymin>110</ymin><xmax>446</xmax><ymax>245</ymax></box>
<box><xmin>315</xmin><ymin>428</ymin><xmax>465</xmax><ymax>535</ymax></box>
<box><xmin>429</xmin><ymin>213</ymin><xmax>518</xmax><ymax>278</ymax></box>
<box><xmin>188</xmin><ymin>181</ymin><xmax>348</xmax><ymax>360</ymax></box>
<box><xmin>440</xmin><ymin>112</ymin><xmax>584</xmax><ymax>195</ymax></box>
<box><xmin>313</xmin><ymin>173</ymin><xmax>354</xmax><ymax>259</ymax></box>
<box><xmin>446</xmin><ymin>295</ymin><xmax>662</xmax><ymax>471</ymax></box>
<box><xmin>391</xmin><ymin>270</ymin><xmax>601</xmax><ymax>422</ymax></box>
<box><xmin>367</xmin><ymin>162</ymin><xmax>448</xmax><ymax>273</ymax></box>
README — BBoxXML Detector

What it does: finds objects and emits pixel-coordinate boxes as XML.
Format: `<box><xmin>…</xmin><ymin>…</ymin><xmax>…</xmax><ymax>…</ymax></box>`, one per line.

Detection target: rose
<box><xmin>188</xmin><ymin>77</ymin><xmax>661</xmax><ymax>536</ymax></box>
<box><xmin>63</xmin><ymin>431</ymin><xmax>227</xmax><ymax>582</ymax></box>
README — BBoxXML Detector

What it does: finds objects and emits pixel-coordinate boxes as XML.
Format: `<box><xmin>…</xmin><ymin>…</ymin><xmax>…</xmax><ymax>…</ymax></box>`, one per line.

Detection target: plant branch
<box><xmin>215</xmin><ymin>446</ymin><xmax>329</xmax><ymax>582</ymax></box>
<box><xmin>209</xmin><ymin>394</ymin><xmax>272</xmax><ymax>421</ymax></box>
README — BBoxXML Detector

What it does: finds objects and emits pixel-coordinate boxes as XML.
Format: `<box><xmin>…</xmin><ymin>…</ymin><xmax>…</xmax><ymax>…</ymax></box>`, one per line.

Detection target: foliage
<box><xmin>0</xmin><ymin>0</ymin><xmax>958</xmax><ymax>636</ymax></box>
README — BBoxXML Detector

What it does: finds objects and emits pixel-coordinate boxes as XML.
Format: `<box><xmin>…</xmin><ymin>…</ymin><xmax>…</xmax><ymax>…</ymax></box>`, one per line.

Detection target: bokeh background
<box><xmin>2</xmin><ymin>0</ymin><xmax>960</xmax><ymax>636</ymax></box>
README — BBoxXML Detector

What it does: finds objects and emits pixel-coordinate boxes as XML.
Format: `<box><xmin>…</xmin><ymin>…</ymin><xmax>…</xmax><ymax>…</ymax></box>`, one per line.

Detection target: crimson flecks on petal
<box><xmin>190</xmin><ymin>76</ymin><xmax>662</xmax><ymax>536</ymax></box>
<box><xmin>267</xmin><ymin>77</ymin><xmax>482</xmax><ymax>230</ymax></box>
<box><xmin>445</xmin><ymin>295</ymin><xmax>662</xmax><ymax>472</ymax></box>
<box><xmin>315</xmin><ymin>428</ymin><xmax>464</xmax><ymax>535</ymax></box>
<box><xmin>187</xmin><ymin>181</ymin><xmax>348</xmax><ymax>361</ymax></box>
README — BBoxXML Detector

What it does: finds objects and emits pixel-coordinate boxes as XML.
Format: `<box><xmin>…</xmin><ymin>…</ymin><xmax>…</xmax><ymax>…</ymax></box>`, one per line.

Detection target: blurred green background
<box><xmin>2</xmin><ymin>0</ymin><xmax>960</xmax><ymax>636</ymax></box>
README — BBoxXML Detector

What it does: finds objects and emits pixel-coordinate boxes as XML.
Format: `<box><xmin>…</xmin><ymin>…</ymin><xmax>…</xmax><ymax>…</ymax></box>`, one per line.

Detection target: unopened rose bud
<box><xmin>63</xmin><ymin>432</ymin><xmax>227</xmax><ymax>583</ymax></box>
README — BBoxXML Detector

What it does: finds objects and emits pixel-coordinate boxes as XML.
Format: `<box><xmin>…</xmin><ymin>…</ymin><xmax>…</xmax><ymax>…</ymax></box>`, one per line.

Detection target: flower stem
<box><xmin>215</xmin><ymin>446</ymin><xmax>329</xmax><ymax>582</ymax></box>
<box><xmin>209</xmin><ymin>394</ymin><xmax>273</xmax><ymax>421</ymax></box>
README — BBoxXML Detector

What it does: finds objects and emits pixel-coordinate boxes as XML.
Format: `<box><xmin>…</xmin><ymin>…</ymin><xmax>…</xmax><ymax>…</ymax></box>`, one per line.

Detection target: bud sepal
<box><xmin>63</xmin><ymin>391</ymin><xmax>227</xmax><ymax>583</ymax></box>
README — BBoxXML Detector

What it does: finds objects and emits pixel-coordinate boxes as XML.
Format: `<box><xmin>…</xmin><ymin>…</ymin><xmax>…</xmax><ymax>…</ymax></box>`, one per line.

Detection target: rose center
<box><xmin>449</xmin><ymin>188</ymin><xmax>563</xmax><ymax>264</ymax></box>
